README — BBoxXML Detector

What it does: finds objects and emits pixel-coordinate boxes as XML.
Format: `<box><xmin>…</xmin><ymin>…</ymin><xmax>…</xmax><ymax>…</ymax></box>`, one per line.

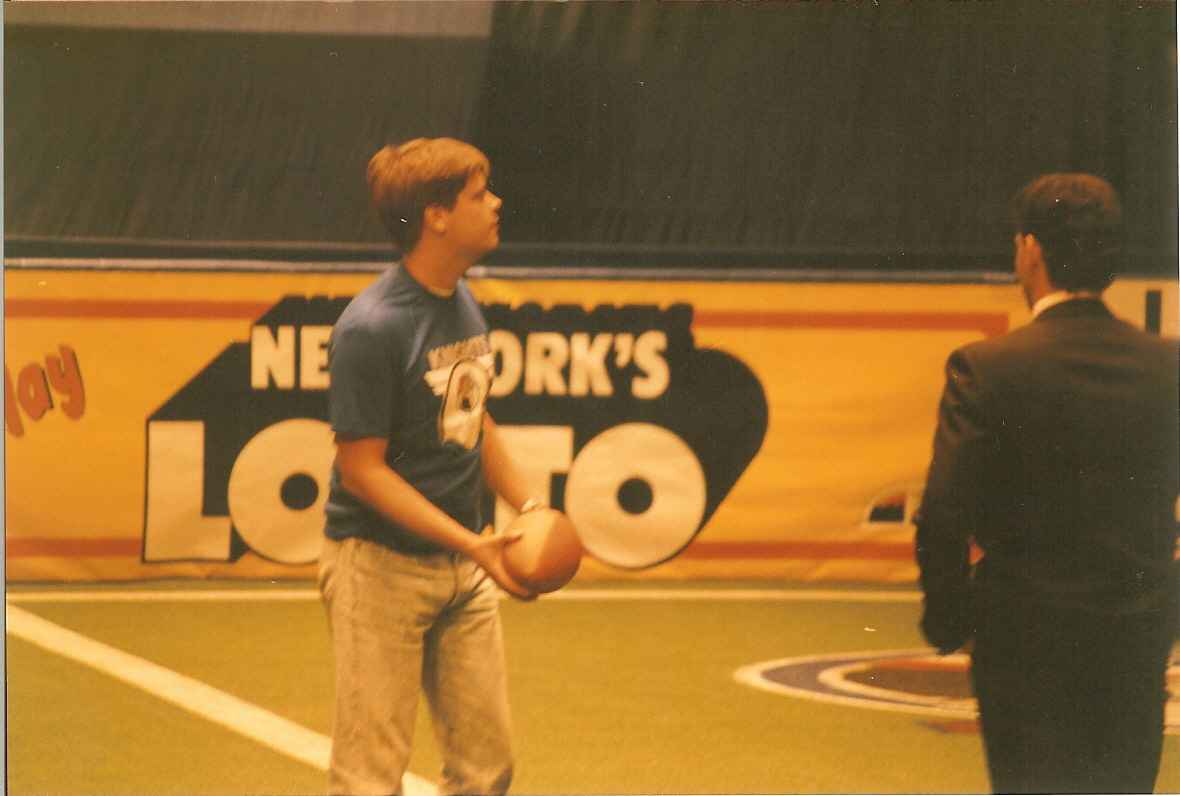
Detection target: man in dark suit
<box><xmin>916</xmin><ymin>173</ymin><xmax>1178</xmax><ymax>793</ymax></box>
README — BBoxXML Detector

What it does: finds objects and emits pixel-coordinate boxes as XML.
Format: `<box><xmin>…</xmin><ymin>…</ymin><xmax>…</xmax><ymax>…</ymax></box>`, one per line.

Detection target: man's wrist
<box><xmin>519</xmin><ymin>497</ymin><xmax>546</xmax><ymax>514</ymax></box>
<box><xmin>455</xmin><ymin>529</ymin><xmax>483</xmax><ymax>558</ymax></box>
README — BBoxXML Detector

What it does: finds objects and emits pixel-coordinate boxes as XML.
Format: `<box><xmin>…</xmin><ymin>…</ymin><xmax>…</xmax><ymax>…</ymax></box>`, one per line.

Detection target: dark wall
<box><xmin>473</xmin><ymin>3</ymin><xmax>1177</xmax><ymax>273</ymax></box>
<box><xmin>5</xmin><ymin>24</ymin><xmax>488</xmax><ymax>247</ymax></box>
<box><xmin>6</xmin><ymin>3</ymin><xmax>1177</xmax><ymax>274</ymax></box>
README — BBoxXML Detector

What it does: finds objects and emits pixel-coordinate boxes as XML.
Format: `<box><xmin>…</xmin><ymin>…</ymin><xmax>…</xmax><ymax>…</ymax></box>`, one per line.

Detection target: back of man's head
<box><xmin>1010</xmin><ymin>173</ymin><xmax>1123</xmax><ymax>292</ymax></box>
<box><xmin>367</xmin><ymin>138</ymin><xmax>491</xmax><ymax>253</ymax></box>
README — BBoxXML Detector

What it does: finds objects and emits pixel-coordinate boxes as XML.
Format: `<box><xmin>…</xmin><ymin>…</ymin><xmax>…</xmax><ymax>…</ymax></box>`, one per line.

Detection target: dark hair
<box><xmin>367</xmin><ymin>138</ymin><xmax>490</xmax><ymax>252</ymax></box>
<box><xmin>1009</xmin><ymin>173</ymin><xmax>1123</xmax><ymax>291</ymax></box>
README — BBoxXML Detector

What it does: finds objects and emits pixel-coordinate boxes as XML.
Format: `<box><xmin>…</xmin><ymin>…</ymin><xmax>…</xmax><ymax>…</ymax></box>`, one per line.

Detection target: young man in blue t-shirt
<box><xmin>319</xmin><ymin>138</ymin><xmax>542</xmax><ymax>796</ymax></box>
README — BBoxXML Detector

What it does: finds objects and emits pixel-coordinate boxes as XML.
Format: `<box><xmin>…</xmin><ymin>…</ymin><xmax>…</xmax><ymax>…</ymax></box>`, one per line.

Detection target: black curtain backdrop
<box><xmin>4</xmin><ymin>24</ymin><xmax>489</xmax><ymax>249</ymax></box>
<box><xmin>472</xmin><ymin>2</ymin><xmax>1177</xmax><ymax>273</ymax></box>
<box><xmin>5</xmin><ymin>4</ymin><xmax>1177</xmax><ymax>274</ymax></box>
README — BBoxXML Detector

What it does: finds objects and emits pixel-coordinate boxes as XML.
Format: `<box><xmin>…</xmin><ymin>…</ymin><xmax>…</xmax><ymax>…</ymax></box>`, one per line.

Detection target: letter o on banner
<box><xmin>227</xmin><ymin>419</ymin><xmax>334</xmax><ymax>565</ymax></box>
<box><xmin>565</xmin><ymin>422</ymin><xmax>707</xmax><ymax>568</ymax></box>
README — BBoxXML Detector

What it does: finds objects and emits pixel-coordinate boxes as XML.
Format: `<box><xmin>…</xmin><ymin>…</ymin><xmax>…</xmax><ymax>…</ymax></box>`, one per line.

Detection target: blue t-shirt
<box><xmin>324</xmin><ymin>265</ymin><xmax>494</xmax><ymax>553</ymax></box>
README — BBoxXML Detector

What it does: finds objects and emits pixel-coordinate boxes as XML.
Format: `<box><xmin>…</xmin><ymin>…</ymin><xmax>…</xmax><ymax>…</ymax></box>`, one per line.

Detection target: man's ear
<box><xmin>423</xmin><ymin>205</ymin><xmax>448</xmax><ymax>236</ymax></box>
<box><xmin>1015</xmin><ymin>233</ymin><xmax>1045</xmax><ymax>274</ymax></box>
<box><xmin>1015</xmin><ymin>232</ymin><xmax>1054</xmax><ymax>301</ymax></box>
<box><xmin>1020</xmin><ymin>233</ymin><xmax>1044</xmax><ymax>263</ymax></box>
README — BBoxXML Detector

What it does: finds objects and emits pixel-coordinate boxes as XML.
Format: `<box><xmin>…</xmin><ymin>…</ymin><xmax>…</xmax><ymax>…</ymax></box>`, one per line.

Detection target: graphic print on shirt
<box><xmin>423</xmin><ymin>334</ymin><xmax>494</xmax><ymax>450</ymax></box>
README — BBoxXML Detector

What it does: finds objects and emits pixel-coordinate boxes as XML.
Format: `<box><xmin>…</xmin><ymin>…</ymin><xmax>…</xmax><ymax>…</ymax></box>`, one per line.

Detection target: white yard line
<box><xmin>6</xmin><ymin>587</ymin><xmax>922</xmax><ymax>604</ymax></box>
<box><xmin>5</xmin><ymin>603</ymin><xmax>437</xmax><ymax>796</ymax></box>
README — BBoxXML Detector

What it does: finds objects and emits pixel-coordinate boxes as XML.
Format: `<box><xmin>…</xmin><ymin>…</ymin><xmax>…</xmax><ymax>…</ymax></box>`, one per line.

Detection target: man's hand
<box><xmin>465</xmin><ymin>527</ymin><xmax>537</xmax><ymax>601</ymax></box>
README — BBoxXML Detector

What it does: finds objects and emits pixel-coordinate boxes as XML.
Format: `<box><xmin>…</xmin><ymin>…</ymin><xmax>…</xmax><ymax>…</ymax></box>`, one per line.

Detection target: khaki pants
<box><xmin>319</xmin><ymin>536</ymin><xmax>514</xmax><ymax>796</ymax></box>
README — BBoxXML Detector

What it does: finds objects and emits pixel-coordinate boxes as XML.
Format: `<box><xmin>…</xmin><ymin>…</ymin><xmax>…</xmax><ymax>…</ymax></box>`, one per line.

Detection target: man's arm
<box><xmin>335</xmin><ymin>434</ymin><xmax>535</xmax><ymax>599</ymax></box>
<box><xmin>481</xmin><ymin>414</ymin><xmax>540</xmax><ymax>513</ymax></box>
<box><xmin>915</xmin><ymin>349</ymin><xmax>992</xmax><ymax>653</ymax></box>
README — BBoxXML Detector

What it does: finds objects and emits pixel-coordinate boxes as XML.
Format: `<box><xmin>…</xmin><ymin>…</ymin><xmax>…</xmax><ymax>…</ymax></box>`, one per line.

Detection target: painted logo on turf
<box><xmin>735</xmin><ymin>648</ymin><xmax>1180</xmax><ymax>735</ymax></box>
<box><xmin>141</xmin><ymin>295</ymin><xmax>768</xmax><ymax>568</ymax></box>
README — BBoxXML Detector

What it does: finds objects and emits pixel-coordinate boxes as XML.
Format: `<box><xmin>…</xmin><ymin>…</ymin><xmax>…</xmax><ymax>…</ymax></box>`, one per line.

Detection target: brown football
<box><xmin>502</xmin><ymin>508</ymin><xmax>583</xmax><ymax>593</ymax></box>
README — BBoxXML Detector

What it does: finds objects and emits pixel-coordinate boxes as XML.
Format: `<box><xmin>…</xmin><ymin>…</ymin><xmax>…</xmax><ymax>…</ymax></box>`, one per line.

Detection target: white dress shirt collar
<box><xmin>1031</xmin><ymin>290</ymin><xmax>1102</xmax><ymax>319</ymax></box>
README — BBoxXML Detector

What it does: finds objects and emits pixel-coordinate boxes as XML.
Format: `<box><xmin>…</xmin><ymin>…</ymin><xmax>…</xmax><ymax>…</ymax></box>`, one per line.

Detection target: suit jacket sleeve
<box><xmin>915</xmin><ymin>347</ymin><xmax>994</xmax><ymax>653</ymax></box>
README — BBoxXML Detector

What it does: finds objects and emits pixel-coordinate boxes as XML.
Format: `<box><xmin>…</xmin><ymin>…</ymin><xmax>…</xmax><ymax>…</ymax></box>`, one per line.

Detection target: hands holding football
<box><xmin>469</xmin><ymin>507</ymin><xmax>583</xmax><ymax>599</ymax></box>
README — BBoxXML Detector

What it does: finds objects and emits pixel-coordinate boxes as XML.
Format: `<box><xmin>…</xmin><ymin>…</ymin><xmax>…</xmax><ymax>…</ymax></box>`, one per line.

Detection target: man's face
<box><xmin>442</xmin><ymin>172</ymin><xmax>502</xmax><ymax>258</ymax></box>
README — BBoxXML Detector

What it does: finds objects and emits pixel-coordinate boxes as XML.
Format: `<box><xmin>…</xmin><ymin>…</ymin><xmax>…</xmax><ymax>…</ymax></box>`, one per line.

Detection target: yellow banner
<box><xmin>5</xmin><ymin>268</ymin><xmax>1175</xmax><ymax>582</ymax></box>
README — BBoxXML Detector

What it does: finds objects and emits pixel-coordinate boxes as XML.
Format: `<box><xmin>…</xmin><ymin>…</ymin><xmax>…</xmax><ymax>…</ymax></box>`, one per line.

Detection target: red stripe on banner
<box><xmin>693</xmin><ymin>311</ymin><xmax>1008</xmax><ymax>338</ymax></box>
<box><xmin>7</xmin><ymin>538</ymin><xmax>917</xmax><ymax>561</ymax></box>
<box><xmin>6</xmin><ymin>538</ymin><xmax>143</xmax><ymax>558</ymax></box>
<box><xmin>924</xmin><ymin>720</ymin><xmax>981</xmax><ymax>735</ymax></box>
<box><xmin>8</xmin><ymin>302</ymin><xmax>1009</xmax><ymax>338</ymax></box>
<box><xmin>681</xmin><ymin>541</ymin><xmax>915</xmax><ymax>561</ymax></box>
<box><xmin>5</xmin><ymin>299</ymin><xmax>271</xmax><ymax>319</ymax></box>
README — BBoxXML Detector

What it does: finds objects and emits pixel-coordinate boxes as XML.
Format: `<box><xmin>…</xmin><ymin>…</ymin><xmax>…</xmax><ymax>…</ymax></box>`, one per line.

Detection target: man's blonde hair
<box><xmin>367</xmin><ymin>138</ymin><xmax>490</xmax><ymax>252</ymax></box>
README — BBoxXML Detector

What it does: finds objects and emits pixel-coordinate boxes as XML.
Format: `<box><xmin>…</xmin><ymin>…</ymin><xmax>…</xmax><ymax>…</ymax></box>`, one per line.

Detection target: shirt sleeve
<box><xmin>328</xmin><ymin>316</ymin><xmax>399</xmax><ymax>439</ymax></box>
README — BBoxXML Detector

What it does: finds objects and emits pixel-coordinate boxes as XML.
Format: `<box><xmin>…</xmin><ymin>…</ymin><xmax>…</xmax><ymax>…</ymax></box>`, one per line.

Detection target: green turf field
<box><xmin>7</xmin><ymin>581</ymin><xmax>1179</xmax><ymax>795</ymax></box>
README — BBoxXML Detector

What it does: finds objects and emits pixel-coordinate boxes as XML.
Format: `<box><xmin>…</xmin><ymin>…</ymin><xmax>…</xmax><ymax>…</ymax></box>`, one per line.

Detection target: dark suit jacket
<box><xmin>916</xmin><ymin>297</ymin><xmax>1179</xmax><ymax>653</ymax></box>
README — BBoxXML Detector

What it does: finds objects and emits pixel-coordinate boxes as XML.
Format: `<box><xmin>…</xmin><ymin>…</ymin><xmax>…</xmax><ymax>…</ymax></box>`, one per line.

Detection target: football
<box><xmin>502</xmin><ymin>507</ymin><xmax>583</xmax><ymax>593</ymax></box>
